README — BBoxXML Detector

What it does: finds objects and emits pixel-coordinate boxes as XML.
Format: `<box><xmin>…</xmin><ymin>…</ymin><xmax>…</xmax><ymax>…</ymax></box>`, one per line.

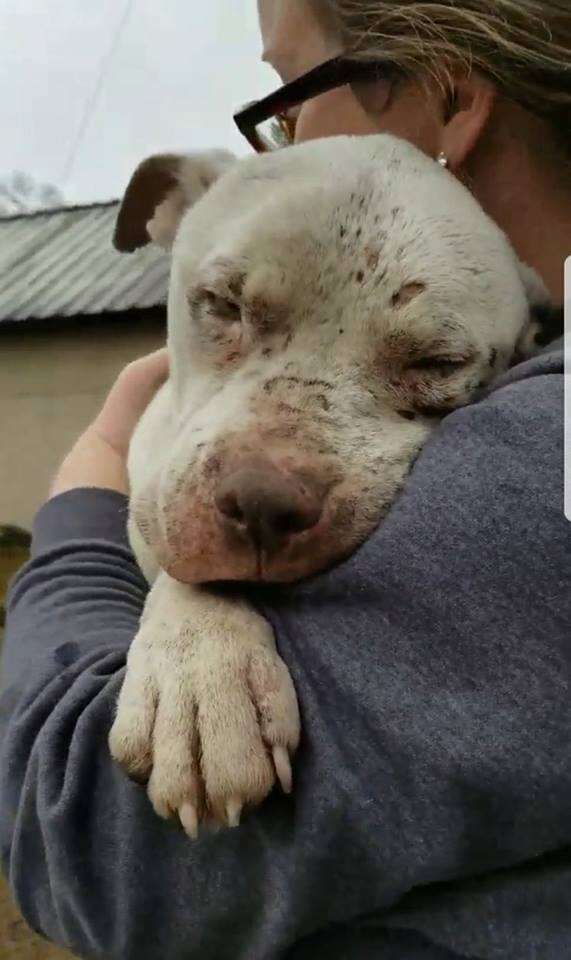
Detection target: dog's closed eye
<box><xmin>203</xmin><ymin>290</ymin><xmax>242</xmax><ymax>323</ymax></box>
<box><xmin>407</xmin><ymin>355</ymin><xmax>472</xmax><ymax>377</ymax></box>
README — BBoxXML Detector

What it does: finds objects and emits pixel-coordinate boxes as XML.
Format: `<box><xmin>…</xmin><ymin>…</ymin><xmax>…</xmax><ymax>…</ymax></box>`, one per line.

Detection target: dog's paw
<box><xmin>109</xmin><ymin>600</ymin><xmax>299</xmax><ymax>837</ymax></box>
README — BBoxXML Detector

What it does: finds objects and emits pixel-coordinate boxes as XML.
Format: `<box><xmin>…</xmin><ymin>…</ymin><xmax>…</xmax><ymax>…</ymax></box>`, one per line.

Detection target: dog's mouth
<box><xmin>160</xmin><ymin>493</ymin><xmax>363</xmax><ymax>585</ymax></box>
<box><xmin>133</xmin><ymin>455</ymin><xmax>372</xmax><ymax>584</ymax></box>
<box><xmin>133</xmin><ymin>421</ymin><xmax>429</xmax><ymax>585</ymax></box>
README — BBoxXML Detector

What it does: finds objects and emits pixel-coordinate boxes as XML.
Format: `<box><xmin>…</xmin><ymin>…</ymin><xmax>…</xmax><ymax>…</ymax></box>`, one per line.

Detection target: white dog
<box><xmin>109</xmin><ymin>134</ymin><xmax>546</xmax><ymax>838</ymax></box>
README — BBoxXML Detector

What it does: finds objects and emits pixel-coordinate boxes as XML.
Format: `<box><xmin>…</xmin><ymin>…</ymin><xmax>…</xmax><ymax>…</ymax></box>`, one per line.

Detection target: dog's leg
<box><xmin>109</xmin><ymin>570</ymin><xmax>300</xmax><ymax>835</ymax></box>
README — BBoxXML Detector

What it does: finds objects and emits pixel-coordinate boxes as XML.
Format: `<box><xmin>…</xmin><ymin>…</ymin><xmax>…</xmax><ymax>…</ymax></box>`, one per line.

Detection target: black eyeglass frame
<box><xmin>233</xmin><ymin>55</ymin><xmax>400</xmax><ymax>152</ymax></box>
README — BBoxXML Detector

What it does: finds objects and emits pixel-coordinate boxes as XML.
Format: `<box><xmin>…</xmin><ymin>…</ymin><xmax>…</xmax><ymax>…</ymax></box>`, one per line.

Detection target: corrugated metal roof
<box><xmin>0</xmin><ymin>202</ymin><xmax>170</xmax><ymax>322</ymax></box>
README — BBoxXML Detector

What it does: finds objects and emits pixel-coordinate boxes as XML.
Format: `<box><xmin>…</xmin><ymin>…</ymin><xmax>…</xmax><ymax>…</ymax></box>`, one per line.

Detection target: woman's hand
<box><xmin>49</xmin><ymin>348</ymin><xmax>169</xmax><ymax>499</ymax></box>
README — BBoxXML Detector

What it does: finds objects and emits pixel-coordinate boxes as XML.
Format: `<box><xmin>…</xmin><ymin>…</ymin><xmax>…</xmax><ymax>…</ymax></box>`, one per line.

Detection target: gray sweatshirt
<box><xmin>1</xmin><ymin>340</ymin><xmax>569</xmax><ymax>960</ymax></box>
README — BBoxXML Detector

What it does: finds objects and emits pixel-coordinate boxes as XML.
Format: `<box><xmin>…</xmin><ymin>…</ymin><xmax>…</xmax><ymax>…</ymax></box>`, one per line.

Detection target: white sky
<box><xmin>1</xmin><ymin>0</ymin><xmax>274</xmax><ymax>203</ymax></box>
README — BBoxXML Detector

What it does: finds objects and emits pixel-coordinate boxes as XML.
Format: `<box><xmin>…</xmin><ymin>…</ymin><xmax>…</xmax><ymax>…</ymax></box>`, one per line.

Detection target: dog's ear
<box><xmin>514</xmin><ymin>261</ymin><xmax>562</xmax><ymax>360</ymax></box>
<box><xmin>113</xmin><ymin>149</ymin><xmax>235</xmax><ymax>253</ymax></box>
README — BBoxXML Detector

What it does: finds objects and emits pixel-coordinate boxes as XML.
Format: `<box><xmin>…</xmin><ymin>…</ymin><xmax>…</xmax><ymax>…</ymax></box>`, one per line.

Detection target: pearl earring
<box><xmin>437</xmin><ymin>152</ymin><xmax>449</xmax><ymax>168</ymax></box>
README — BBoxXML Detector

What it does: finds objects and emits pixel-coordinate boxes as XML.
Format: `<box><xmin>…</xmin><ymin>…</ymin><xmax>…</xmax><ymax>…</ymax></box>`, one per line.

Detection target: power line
<box><xmin>61</xmin><ymin>0</ymin><xmax>135</xmax><ymax>189</ymax></box>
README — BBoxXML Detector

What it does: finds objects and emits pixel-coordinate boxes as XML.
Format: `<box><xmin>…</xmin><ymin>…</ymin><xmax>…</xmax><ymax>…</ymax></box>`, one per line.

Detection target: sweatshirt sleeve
<box><xmin>0</xmin><ymin>347</ymin><xmax>569</xmax><ymax>960</ymax></box>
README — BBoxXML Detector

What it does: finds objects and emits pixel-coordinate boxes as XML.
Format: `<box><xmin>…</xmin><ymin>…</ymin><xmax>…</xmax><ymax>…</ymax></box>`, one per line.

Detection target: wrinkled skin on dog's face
<box><xmin>129</xmin><ymin>136</ymin><xmax>533</xmax><ymax>584</ymax></box>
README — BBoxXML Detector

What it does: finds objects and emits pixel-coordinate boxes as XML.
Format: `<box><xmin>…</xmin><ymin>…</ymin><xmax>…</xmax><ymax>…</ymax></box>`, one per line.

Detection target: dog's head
<box><xmin>115</xmin><ymin>135</ymin><xmax>549</xmax><ymax>584</ymax></box>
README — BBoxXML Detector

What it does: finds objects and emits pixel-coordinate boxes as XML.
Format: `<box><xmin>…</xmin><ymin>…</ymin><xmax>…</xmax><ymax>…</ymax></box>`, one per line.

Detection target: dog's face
<box><xmin>115</xmin><ymin>135</ymin><xmax>542</xmax><ymax>584</ymax></box>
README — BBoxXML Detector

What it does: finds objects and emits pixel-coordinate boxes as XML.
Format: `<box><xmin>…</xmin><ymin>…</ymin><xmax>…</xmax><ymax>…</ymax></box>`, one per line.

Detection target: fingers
<box><xmin>94</xmin><ymin>348</ymin><xmax>170</xmax><ymax>456</ymax></box>
<box><xmin>121</xmin><ymin>349</ymin><xmax>170</xmax><ymax>404</ymax></box>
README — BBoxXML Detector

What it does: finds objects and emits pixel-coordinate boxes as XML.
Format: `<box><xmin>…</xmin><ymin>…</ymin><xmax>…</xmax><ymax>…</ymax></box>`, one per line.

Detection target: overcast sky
<box><xmin>1</xmin><ymin>0</ymin><xmax>273</xmax><ymax>203</ymax></box>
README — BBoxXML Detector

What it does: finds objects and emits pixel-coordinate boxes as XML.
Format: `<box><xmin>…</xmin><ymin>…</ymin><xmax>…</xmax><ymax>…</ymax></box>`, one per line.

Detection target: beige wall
<box><xmin>0</xmin><ymin>315</ymin><xmax>166</xmax><ymax>530</ymax></box>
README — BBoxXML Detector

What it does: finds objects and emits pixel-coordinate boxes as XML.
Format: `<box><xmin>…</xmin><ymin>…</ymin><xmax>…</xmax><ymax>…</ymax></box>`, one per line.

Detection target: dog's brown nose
<box><xmin>215</xmin><ymin>466</ymin><xmax>322</xmax><ymax>554</ymax></box>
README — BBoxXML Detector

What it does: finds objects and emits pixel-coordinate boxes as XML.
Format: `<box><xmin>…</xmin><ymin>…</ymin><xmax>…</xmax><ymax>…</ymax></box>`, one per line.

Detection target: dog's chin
<box><xmin>164</xmin><ymin>549</ymin><xmax>342</xmax><ymax>586</ymax></box>
<box><xmin>158</xmin><ymin>515</ymin><xmax>371</xmax><ymax>586</ymax></box>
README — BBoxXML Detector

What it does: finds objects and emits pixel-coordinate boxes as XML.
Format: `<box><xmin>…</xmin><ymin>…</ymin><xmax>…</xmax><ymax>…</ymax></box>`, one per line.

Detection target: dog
<box><xmin>109</xmin><ymin>134</ymin><xmax>547</xmax><ymax>838</ymax></box>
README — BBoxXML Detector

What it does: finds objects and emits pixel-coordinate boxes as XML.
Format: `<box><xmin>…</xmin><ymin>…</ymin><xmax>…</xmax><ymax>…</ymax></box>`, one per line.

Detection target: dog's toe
<box><xmin>196</xmin><ymin>669</ymin><xmax>274</xmax><ymax>820</ymax></box>
<box><xmin>248</xmin><ymin>650</ymin><xmax>300</xmax><ymax>780</ymax></box>
<box><xmin>194</xmin><ymin>647</ymin><xmax>300</xmax><ymax>824</ymax></box>
<box><xmin>146</xmin><ymin>678</ymin><xmax>203</xmax><ymax>829</ymax></box>
<box><xmin>109</xmin><ymin>663</ymin><xmax>157</xmax><ymax>784</ymax></box>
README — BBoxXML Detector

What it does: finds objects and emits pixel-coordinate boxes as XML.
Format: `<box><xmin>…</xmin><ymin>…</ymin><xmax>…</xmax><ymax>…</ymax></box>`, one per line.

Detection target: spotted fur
<box><xmin>109</xmin><ymin>134</ymin><xmax>548</xmax><ymax>834</ymax></box>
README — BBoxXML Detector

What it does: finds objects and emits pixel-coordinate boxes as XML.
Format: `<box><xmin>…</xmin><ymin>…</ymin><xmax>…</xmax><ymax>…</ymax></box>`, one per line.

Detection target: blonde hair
<box><xmin>318</xmin><ymin>1</ymin><xmax>571</xmax><ymax>154</ymax></box>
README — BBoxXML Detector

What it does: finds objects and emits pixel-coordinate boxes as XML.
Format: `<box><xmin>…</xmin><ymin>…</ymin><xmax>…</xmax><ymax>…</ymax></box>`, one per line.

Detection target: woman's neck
<box><xmin>468</xmin><ymin>121</ymin><xmax>570</xmax><ymax>305</ymax></box>
<box><xmin>485</xmin><ymin>171</ymin><xmax>569</xmax><ymax>306</ymax></box>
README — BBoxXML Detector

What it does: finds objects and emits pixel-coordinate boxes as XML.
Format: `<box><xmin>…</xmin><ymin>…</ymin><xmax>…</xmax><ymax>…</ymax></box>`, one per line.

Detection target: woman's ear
<box><xmin>440</xmin><ymin>72</ymin><xmax>496</xmax><ymax>170</ymax></box>
<box><xmin>113</xmin><ymin>149</ymin><xmax>235</xmax><ymax>253</ymax></box>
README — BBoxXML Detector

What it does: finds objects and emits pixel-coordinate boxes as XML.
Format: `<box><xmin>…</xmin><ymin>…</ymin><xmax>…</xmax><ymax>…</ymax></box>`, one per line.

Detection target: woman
<box><xmin>1</xmin><ymin>3</ymin><xmax>569</xmax><ymax>958</ymax></box>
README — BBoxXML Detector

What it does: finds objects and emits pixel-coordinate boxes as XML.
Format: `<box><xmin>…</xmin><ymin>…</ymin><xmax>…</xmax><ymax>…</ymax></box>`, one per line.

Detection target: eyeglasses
<box><xmin>234</xmin><ymin>55</ymin><xmax>400</xmax><ymax>153</ymax></box>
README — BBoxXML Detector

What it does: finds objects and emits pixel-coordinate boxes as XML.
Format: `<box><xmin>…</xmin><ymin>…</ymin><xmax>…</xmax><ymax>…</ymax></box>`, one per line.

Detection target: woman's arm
<box><xmin>1</xmin><ymin>343</ymin><xmax>569</xmax><ymax>960</ymax></box>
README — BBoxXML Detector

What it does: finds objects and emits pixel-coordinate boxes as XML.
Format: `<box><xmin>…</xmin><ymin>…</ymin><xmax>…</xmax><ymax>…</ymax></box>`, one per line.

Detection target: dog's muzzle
<box><xmin>138</xmin><ymin>448</ymin><xmax>340</xmax><ymax>584</ymax></box>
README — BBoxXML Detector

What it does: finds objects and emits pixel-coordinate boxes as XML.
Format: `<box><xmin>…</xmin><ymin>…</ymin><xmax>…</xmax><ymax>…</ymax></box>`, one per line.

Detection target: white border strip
<box><xmin>565</xmin><ymin>257</ymin><xmax>571</xmax><ymax>520</ymax></box>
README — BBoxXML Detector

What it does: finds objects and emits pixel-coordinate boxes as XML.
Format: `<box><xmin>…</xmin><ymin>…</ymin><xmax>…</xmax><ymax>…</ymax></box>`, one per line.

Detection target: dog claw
<box><xmin>179</xmin><ymin>802</ymin><xmax>199</xmax><ymax>839</ymax></box>
<box><xmin>226</xmin><ymin>797</ymin><xmax>243</xmax><ymax>828</ymax></box>
<box><xmin>273</xmin><ymin>745</ymin><xmax>292</xmax><ymax>794</ymax></box>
